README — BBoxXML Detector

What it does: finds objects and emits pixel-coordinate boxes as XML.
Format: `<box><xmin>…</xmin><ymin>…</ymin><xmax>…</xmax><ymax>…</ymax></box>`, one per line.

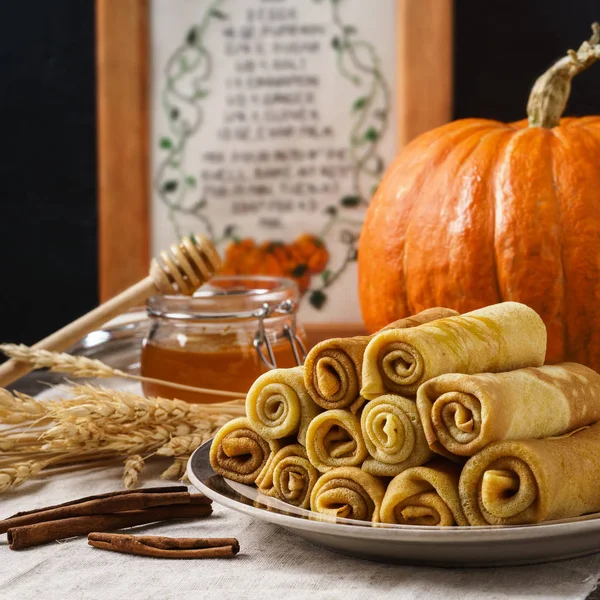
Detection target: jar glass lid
<box><xmin>146</xmin><ymin>275</ymin><xmax>300</xmax><ymax>321</ymax></box>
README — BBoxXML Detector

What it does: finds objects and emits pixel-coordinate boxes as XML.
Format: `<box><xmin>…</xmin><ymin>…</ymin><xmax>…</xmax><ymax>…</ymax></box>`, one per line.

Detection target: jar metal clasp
<box><xmin>253</xmin><ymin>299</ymin><xmax>307</xmax><ymax>370</ymax></box>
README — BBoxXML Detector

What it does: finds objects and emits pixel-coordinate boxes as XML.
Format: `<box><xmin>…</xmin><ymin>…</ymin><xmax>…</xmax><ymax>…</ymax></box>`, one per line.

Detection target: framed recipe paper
<box><xmin>96</xmin><ymin>0</ymin><xmax>453</xmax><ymax>343</ymax></box>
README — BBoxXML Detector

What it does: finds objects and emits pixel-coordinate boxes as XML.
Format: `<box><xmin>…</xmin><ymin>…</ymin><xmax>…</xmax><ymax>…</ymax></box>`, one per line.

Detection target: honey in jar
<box><xmin>141</xmin><ymin>276</ymin><xmax>306</xmax><ymax>403</ymax></box>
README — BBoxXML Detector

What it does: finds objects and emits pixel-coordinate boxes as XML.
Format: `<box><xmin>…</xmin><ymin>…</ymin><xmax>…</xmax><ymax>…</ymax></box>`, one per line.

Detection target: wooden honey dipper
<box><xmin>0</xmin><ymin>235</ymin><xmax>221</xmax><ymax>388</ymax></box>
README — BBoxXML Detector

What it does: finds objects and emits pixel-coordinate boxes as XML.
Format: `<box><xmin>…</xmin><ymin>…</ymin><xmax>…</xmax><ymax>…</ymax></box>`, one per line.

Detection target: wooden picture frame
<box><xmin>96</xmin><ymin>0</ymin><xmax>453</xmax><ymax>345</ymax></box>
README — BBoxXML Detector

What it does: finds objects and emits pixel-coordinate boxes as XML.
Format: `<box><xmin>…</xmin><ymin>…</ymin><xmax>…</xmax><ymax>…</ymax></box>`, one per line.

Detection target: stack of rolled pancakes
<box><xmin>210</xmin><ymin>302</ymin><xmax>600</xmax><ymax>526</ymax></box>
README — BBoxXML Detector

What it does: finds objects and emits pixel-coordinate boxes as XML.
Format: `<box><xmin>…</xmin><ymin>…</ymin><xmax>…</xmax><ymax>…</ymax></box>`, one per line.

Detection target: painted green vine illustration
<box><xmin>309</xmin><ymin>0</ymin><xmax>391</xmax><ymax>309</ymax></box>
<box><xmin>154</xmin><ymin>0</ymin><xmax>228</xmax><ymax>242</ymax></box>
<box><xmin>154</xmin><ymin>0</ymin><xmax>392</xmax><ymax>311</ymax></box>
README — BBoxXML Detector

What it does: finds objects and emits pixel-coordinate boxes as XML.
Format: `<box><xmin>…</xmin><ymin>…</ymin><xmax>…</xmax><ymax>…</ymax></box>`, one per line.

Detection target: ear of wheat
<box><xmin>0</xmin><ymin>344</ymin><xmax>243</xmax><ymax>399</ymax></box>
<box><xmin>0</xmin><ymin>460</ymin><xmax>50</xmax><ymax>492</ymax></box>
<box><xmin>0</xmin><ymin>345</ymin><xmax>116</xmax><ymax>378</ymax></box>
<box><xmin>160</xmin><ymin>458</ymin><xmax>188</xmax><ymax>481</ymax></box>
<box><xmin>0</xmin><ymin>388</ymin><xmax>46</xmax><ymax>423</ymax></box>
<box><xmin>0</xmin><ymin>384</ymin><xmax>241</xmax><ymax>493</ymax></box>
<box><xmin>123</xmin><ymin>455</ymin><xmax>145</xmax><ymax>489</ymax></box>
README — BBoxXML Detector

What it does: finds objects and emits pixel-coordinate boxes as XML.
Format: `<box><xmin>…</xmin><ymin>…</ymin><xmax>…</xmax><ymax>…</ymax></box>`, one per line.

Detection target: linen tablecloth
<box><xmin>2</xmin><ymin>458</ymin><xmax>600</xmax><ymax>600</ymax></box>
<box><xmin>3</xmin><ymin>369</ymin><xmax>600</xmax><ymax>600</ymax></box>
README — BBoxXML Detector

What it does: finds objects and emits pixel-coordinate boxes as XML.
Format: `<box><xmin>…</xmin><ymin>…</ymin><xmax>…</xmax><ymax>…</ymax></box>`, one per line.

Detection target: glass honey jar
<box><xmin>140</xmin><ymin>276</ymin><xmax>307</xmax><ymax>403</ymax></box>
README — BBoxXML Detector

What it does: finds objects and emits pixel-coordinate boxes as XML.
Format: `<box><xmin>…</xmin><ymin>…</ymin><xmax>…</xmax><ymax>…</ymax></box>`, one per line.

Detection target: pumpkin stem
<box><xmin>527</xmin><ymin>22</ymin><xmax>600</xmax><ymax>128</ymax></box>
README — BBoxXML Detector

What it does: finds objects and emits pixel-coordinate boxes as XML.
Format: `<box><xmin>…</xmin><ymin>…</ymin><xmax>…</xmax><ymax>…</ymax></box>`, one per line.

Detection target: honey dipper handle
<box><xmin>0</xmin><ymin>277</ymin><xmax>156</xmax><ymax>388</ymax></box>
<box><xmin>0</xmin><ymin>234</ymin><xmax>221</xmax><ymax>388</ymax></box>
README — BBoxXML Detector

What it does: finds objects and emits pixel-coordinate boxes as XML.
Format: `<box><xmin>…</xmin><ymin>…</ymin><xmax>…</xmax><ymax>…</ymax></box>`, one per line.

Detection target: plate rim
<box><xmin>187</xmin><ymin>439</ymin><xmax>600</xmax><ymax>543</ymax></box>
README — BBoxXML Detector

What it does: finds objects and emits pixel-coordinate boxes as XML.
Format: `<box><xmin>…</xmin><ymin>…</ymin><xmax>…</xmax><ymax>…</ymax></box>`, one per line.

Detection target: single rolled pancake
<box><xmin>209</xmin><ymin>417</ymin><xmax>279</xmax><ymax>484</ymax></box>
<box><xmin>246</xmin><ymin>366</ymin><xmax>321</xmax><ymax>446</ymax></box>
<box><xmin>256</xmin><ymin>444</ymin><xmax>319</xmax><ymax>509</ymax></box>
<box><xmin>254</xmin><ymin>443</ymin><xmax>284</xmax><ymax>497</ymax></box>
<box><xmin>417</xmin><ymin>363</ymin><xmax>600</xmax><ymax>458</ymax></box>
<box><xmin>304</xmin><ymin>308</ymin><xmax>458</xmax><ymax>411</ymax></box>
<box><xmin>361</xmin><ymin>394</ymin><xmax>434</xmax><ymax>476</ymax></box>
<box><xmin>306</xmin><ymin>409</ymin><xmax>368</xmax><ymax>473</ymax></box>
<box><xmin>459</xmin><ymin>422</ymin><xmax>600</xmax><ymax>525</ymax></box>
<box><xmin>380</xmin><ymin>460</ymin><xmax>468</xmax><ymax>526</ymax></box>
<box><xmin>361</xmin><ymin>302</ymin><xmax>547</xmax><ymax>398</ymax></box>
<box><xmin>310</xmin><ymin>466</ymin><xmax>386</xmax><ymax>522</ymax></box>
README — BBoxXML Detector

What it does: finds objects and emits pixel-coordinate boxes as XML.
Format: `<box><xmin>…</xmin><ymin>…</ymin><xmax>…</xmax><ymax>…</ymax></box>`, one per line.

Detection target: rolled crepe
<box><xmin>304</xmin><ymin>308</ymin><xmax>458</xmax><ymax>411</ymax></box>
<box><xmin>459</xmin><ymin>422</ymin><xmax>600</xmax><ymax>525</ymax></box>
<box><xmin>310</xmin><ymin>466</ymin><xmax>386</xmax><ymax>522</ymax></box>
<box><xmin>361</xmin><ymin>302</ymin><xmax>546</xmax><ymax>398</ymax></box>
<box><xmin>256</xmin><ymin>444</ymin><xmax>319</xmax><ymax>509</ymax></box>
<box><xmin>209</xmin><ymin>417</ymin><xmax>279</xmax><ymax>484</ymax></box>
<box><xmin>381</xmin><ymin>460</ymin><xmax>468</xmax><ymax>526</ymax></box>
<box><xmin>417</xmin><ymin>363</ymin><xmax>600</xmax><ymax>458</ymax></box>
<box><xmin>305</xmin><ymin>409</ymin><xmax>368</xmax><ymax>473</ymax></box>
<box><xmin>254</xmin><ymin>444</ymin><xmax>283</xmax><ymax>497</ymax></box>
<box><xmin>246</xmin><ymin>366</ymin><xmax>320</xmax><ymax>446</ymax></box>
<box><xmin>361</xmin><ymin>394</ymin><xmax>433</xmax><ymax>476</ymax></box>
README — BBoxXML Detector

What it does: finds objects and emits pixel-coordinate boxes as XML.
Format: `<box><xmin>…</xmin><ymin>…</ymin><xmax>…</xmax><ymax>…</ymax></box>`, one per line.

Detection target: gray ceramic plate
<box><xmin>188</xmin><ymin>440</ymin><xmax>600</xmax><ymax>567</ymax></box>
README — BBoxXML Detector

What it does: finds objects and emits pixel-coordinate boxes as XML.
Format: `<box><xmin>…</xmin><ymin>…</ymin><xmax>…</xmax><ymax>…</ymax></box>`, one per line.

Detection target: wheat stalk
<box><xmin>157</xmin><ymin>433</ymin><xmax>208</xmax><ymax>458</ymax></box>
<box><xmin>161</xmin><ymin>458</ymin><xmax>188</xmax><ymax>481</ymax></box>
<box><xmin>0</xmin><ymin>388</ymin><xmax>47</xmax><ymax>424</ymax></box>
<box><xmin>157</xmin><ymin>424</ymin><xmax>227</xmax><ymax>482</ymax></box>
<box><xmin>42</xmin><ymin>457</ymin><xmax>121</xmax><ymax>476</ymax></box>
<box><xmin>51</xmin><ymin>384</ymin><xmax>206</xmax><ymax>424</ymax></box>
<box><xmin>0</xmin><ymin>459</ymin><xmax>50</xmax><ymax>492</ymax></box>
<box><xmin>0</xmin><ymin>345</ymin><xmax>116</xmax><ymax>378</ymax></box>
<box><xmin>0</xmin><ymin>384</ymin><xmax>236</xmax><ymax>493</ymax></box>
<box><xmin>47</xmin><ymin>383</ymin><xmax>245</xmax><ymax>424</ymax></box>
<box><xmin>0</xmin><ymin>344</ymin><xmax>244</xmax><ymax>399</ymax></box>
<box><xmin>123</xmin><ymin>454</ymin><xmax>144</xmax><ymax>488</ymax></box>
<box><xmin>40</xmin><ymin>421</ymin><xmax>189</xmax><ymax>454</ymax></box>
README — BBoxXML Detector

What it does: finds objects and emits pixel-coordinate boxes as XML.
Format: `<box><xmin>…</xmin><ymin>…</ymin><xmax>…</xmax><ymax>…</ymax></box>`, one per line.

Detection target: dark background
<box><xmin>1</xmin><ymin>0</ymin><xmax>599</xmax><ymax>344</ymax></box>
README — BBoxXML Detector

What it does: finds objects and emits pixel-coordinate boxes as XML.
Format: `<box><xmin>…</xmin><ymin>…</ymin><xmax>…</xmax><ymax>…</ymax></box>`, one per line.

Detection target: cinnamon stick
<box><xmin>88</xmin><ymin>532</ymin><xmax>240</xmax><ymax>558</ymax></box>
<box><xmin>0</xmin><ymin>488</ymin><xmax>201</xmax><ymax>534</ymax></box>
<box><xmin>6</xmin><ymin>486</ymin><xmax>188</xmax><ymax>516</ymax></box>
<box><xmin>129</xmin><ymin>534</ymin><xmax>239</xmax><ymax>551</ymax></box>
<box><xmin>7</xmin><ymin>502</ymin><xmax>212</xmax><ymax>550</ymax></box>
<box><xmin>0</xmin><ymin>485</ymin><xmax>191</xmax><ymax>534</ymax></box>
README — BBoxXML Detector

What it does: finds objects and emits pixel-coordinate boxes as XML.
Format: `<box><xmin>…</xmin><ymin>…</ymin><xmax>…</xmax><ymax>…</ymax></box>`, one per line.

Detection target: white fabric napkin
<box><xmin>1</xmin><ymin>457</ymin><xmax>600</xmax><ymax>600</ymax></box>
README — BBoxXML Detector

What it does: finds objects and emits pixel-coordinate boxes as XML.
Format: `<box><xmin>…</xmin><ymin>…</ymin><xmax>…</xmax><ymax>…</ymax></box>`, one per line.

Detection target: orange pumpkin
<box><xmin>359</xmin><ymin>25</ymin><xmax>600</xmax><ymax>369</ymax></box>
